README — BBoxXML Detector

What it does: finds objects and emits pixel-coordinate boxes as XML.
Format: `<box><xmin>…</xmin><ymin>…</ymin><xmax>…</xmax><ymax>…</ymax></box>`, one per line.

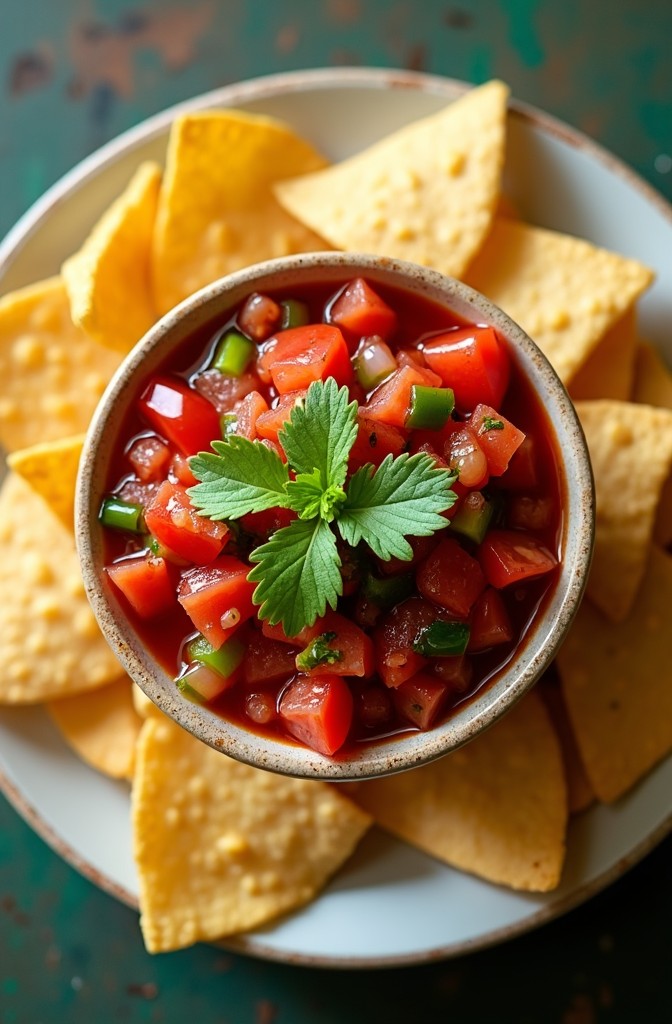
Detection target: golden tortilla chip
<box><xmin>151</xmin><ymin>111</ymin><xmax>329</xmax><ymax>315</ymax></box>
<box><xmin>0</xmin><ymin>473</ymin><xmax>122</xmax><ymax>703</ymax></box>
<box><xmin>62</xmin><ymin>162</ymin><xmax>162</xmax><ymax>353</ymax></box>
<box><xmin>132</xmin><ymin>683</ymin><xmax>162</xmax><ymax>720</ymax></box>
<box><xmin>538</xmin><ymin>673</ymin><xmax>594</xmax><ymax>814</ymax></box>
<box><xmin>349</xmin><ymin>690</ymin><xmax>567</xmax><ymax>892</ymax></box>
<box><xmin>276</xmin><ymin>80</ymin><xmax>508</xmax><ymax>279</ymax></box>
<box><xmin>6</xmin><ymin>433</ymin><xmax>84</xmax><ymax>530</ymax></box>
<box><xmin>0</xmin><ymin>277</ymin><xmax>121</xmax><ymax>451</ymax></box>
<box><xmin>465</xmin><ymin>219</ymin><xmax>653</xmax><ymax>384</ymax></box>
<box><xmin>558</xmin><ymin>546</ymin><xmax>672</xmax><ymax>802</ymax></box>
<box><xmin>132</xmin><ymin>716</ymin><xmax>371</xmax><ymax>952</ymax></box>
<box><xmin>48</xmin><ymin>676</ymin><xmax>141</xmax><ymax>780</ymax></box>
<box><xmin>631</xmin><ymin>342</ymin><xmax>672</xmax><ymax>547</ymax></box>
<box><xmin>568</xmin><ymin>307</ymin><xmax>637</xmax><ymax>402</ymax></box>
<box><xmin>576</xmin><ymin>400</ymin><xmax>672</xmax><ymax>622</ymax></box>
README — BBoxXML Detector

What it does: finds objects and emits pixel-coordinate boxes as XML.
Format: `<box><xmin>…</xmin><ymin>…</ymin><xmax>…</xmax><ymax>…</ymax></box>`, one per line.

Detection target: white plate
<box><xmin>1</xmin><ymin>68</ymin><xmax>672</xmax><ymax>968</ymax></box>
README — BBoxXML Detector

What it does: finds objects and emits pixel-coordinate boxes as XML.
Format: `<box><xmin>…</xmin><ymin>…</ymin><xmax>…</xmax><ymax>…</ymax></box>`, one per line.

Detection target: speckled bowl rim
<box><xmin>76</xmin><ymin>251</ymin><xmax>594</xmax><ymax>781</ymax></box>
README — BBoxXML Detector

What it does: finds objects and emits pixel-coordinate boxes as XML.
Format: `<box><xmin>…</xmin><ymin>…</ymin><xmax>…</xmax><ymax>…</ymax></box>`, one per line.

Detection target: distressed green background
<box><xmin>2</xmin><ymin>1</ymin><xmax>672</xmax><ymax>1021</ymax></box>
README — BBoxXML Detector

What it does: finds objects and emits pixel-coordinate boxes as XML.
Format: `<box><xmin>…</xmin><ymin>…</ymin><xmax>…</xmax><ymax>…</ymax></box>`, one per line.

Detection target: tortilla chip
<box><xmin>6</xmin><ymin>433</ymin><xmax>84</xmax><ymax>530</ymax></box>
<box><xmin>132</xmin><ymin>716</ymin><xmax>371</xmax><ymax>952</ymax></box>
<box><xmin>132</xmin><ymin>683</ymin><xmax>162</xmax><ymax>720</ymax></box>
<box><xmin>538</xmin><ymin>672</ymin><xmax>594</xmax><ymax>814</ymax></box>
<box><xmin>0</xmin><ymin>473</ymin><xmax>121</xmax><ymax>703</ymax></box>
<box><xmin>62</xmin><ymin>162</ymin><xmax>161</xmax><ymax>353</ymax></box>
<box><xmin>575</xmin><ymin>400</ymin><xmax>672</xmax><ymax>621</ymax></box>
<box><xmin>631</xmin><ymin>342</ymin><xmax>672</xmax><ymax>547</ymax></box>
<box><xmin>568</xmin><ymin>307</ymin><xmax>637</xmax><ymax>402</ymax></box>
<box><xmin>558</xmin><ymin>546</ymin><xmax>672</xmax><ymax>802</ymax></box>
<box><xmin>465</xmin><ymin>219</ymin><xmax>653</xmax><ymax>384</ymax></box>
<box><xmin>349</xmin><ymin>690</ymin><xmax>567</xmax><ymax>892</ymax></box>
<box><xmin>151</xmin><ymin>111</ymin><xmax>329</xmax><ymax>315</ymax></box>
<box><xmin>47</xmin><ymin>676</ymin><xmax>141</xmax><ymax>780</ymax></box>
<box><xmin>0</xmin><ymin>277</ymin><xmax>121</xmax><ymax>451</ymax></box>
<box><xmin>276</xmin><ymin>80</ymin><xmax>508</xmax><ymax>280</ymax></box>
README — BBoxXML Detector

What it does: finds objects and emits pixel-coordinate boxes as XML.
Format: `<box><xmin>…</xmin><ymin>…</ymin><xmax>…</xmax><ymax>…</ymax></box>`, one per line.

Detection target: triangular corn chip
<box><xmin>575</xmin><ymin>399</ymin><xmax>672</xmax><ymax>621</ymax></box>
<box><xmin>151</xmin><ymin>111</ymin><xmax>329</xmax><ymax>315</ymax></box>
<box><xmin>465</xmin><ymin>219</ymin><xmax>653</xmax><ymax>384</ymax></box>
<box><xmin>568</xmin><ymin>307</ymin><xmax>637</xmax><ymax>402</ymax></box>
<box><xmin>62</xmin><ymin>161</ymin><xmax>162</xmax><ymax>353</ymax></box>
<box><xmin>48</xmin><ymin>677</ymin><xmax>141</xmax><ymax>780</ymax></box>
<box><xmin>631</xmin><ymin>342</ymin><xmax>672</xmax><ymax>547</ymax></box>
<box><xmin>132</xmin><ymin>716</ymin><xmax>371</xmax><ymax>952</ymax></box>
<box><xmin>275</xmin><ymin>80</ymin><xmax>509</xmax><ymax>279</ymax></box>
<box><xmin>7</xmin><ymin>433</ymin><xmax>84</xmax><ymax>530</ymax></box>
<box><xmin>349</xmin><ymin>690</ymin><xmax>567</xmax><ymax>892</ymax></box>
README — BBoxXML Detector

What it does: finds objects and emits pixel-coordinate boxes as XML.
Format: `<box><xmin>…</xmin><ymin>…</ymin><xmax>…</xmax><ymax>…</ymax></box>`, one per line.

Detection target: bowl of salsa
<box><xmin>76</xmin><ymin>252</ymin><xmax>594</xmax><ymax>780</ymax></box>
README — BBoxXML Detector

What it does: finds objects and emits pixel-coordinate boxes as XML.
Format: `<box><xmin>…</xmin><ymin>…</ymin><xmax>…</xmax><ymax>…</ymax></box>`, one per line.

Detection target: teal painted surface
<box><xmin>2</xmin><ymin>2</ymin><xmax>672</xmax><ymax>1021</ymax></box>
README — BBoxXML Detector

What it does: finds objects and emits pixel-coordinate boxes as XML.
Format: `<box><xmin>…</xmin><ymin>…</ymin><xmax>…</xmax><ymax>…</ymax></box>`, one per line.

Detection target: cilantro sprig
<box><xmin>188</xmin><ymin>378</ymin><xmax>457</xmax><ymax>636</ymax></box>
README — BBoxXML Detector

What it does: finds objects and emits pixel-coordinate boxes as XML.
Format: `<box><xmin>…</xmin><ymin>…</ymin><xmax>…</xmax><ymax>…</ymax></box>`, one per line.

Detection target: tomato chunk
<box><xmin>468</xmin><ymin>587</ymin><xmax>514</xmax><ymax>651</ymax></box>
<box><xmin>232</xmin><ymin>390</ymin><xmax>269</xmax><ymax>440</ymax></box>
<box><xmin>144</xmin><ymin>481</ymin><xmax>228</xmax><ymax>565</ymax></box>
<box><xmin>178</xmin><ymin>556</ymin><xmax>256</xmax><ymax>648</ymax></box>
<box><xmin>470</xmin><ymin>403</ymin><xmax>525</xmax><ymax>477</ymax></box>
<box><xmin>106</xmin><ymin>554</ymin><xmax>175</xmax><ymax>619</ymax></box>
<box><xmin>127</xmin><ymin>435</ymin><xmax>171</xmax><ymax>483</ymax></box>
<box><xmin>237</xmin><ymin>292</ymin><xmax>281</xmax><ymax>341</ymax></box>
<box><xmin>479</xmin><ymin>530</ymin><xmax>558</xmax><ymax>588</ymax></box>
<box><xmin>496</xmin><ymin>435</ymin><xmax>539</xmax><ymax>491</ymax></box>
<box><xmin>375</xmin><ymin>597</ymin><xmax>436</xmax><ymax>688</ymax></box>
<box><xmin>278</xmin><ymin>675</ymin><xmax>353</xmax><ymax>756</ymax></box>
<box><xmin>416</xmin><ymin>537</ymin><xmax>486</xmax><ymax>617</ymax></box>
<box><xmin>255</xmin><ymin>390</ymin><xmax>307</xmax><ymax>444</ymax></box>
<box><xmin>139</xmin><ymin>376</ymin><xmax>221</xmax><ymax>456</ymax></box>
<box><xmin>243</xmin><ymin>633</ymin><xmax>298</xmax><ymax>687</ymax></box>
<box><xmin>348</xmin><ymin>414</ymin><xmax>407</xmax><ymax>471</ymax></box>
<box><xmin>258</xmin><ymin>324</ymin><xmax>353</xmax><ymax>393</ymax></box>
<box><xmin>423</xmin><ymin>326</ymin><xmax>510</xmax><ymax>413</ymax></box>
<box><xmin>329</xmin><ymin>278</ymin><xmax>398</xmax><ymax>341</ymax></box>
<box><xmin>393</xmin><ymin>672</ymin><xmax>450</xmax><ymax>730</ymax></box>
<box><xmin>363</xmin><ymin>364</ymin><xmax>442</xmax><ymax>428</ymax></box>
<box><xmin>301</xmin><ymin>611</ymin><xmax>374</xmax><ymax>678</ymax></box>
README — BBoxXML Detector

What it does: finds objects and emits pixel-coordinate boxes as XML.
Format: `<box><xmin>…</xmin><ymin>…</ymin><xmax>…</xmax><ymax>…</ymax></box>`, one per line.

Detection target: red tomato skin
<box><xmin>468</xmin><ymin>587</ymin><xmax>514</xmax><ymax>651</ymax></box>
<box><xmin>139</xmin><ymin>376</ymin><xmax>221</xmax><ymax>457</ymax></box>
<box><xmin>496</xmin><ymin>435</ymin><xmax>539</xmax><ymax>491</ymax></box>
<box><xmin>363</xmin><ymin>364</ymin><xmax>442</xmax><ymax>428</ymax></box>
<box><xmin>239</xmin><ymin>506</ymin><xmax>296</xmax><ymax>539</ymax></box>
<box><xmin>255</xmin><ymin>390</ymin><xmax>307</xmax><ymax>444</ymax></box>
<box><xmin>469</xmin><ymin>403</ymin><xmax>525</xmax><ymax>477</ymax></box>
<box><xmin>374</xmin><ymin>597</ymin><xmax>436</xmax><ymax>688</ymax></box>
<box><xmin>479</xmin><ymin>530</ymin><xmax>558</xmax><ymax>589</ymax></box>
<box><xmin>243</xmin><ymin>633</ymin><xmax>298</xmax><ymax>687</ymax></box>
<box><xmin>237</xmin><ymin>292</ymin><xmax>281</xmax><ymax>341</ymax></box>
<box><xmin>258</xmin><ymin>324</ymin><xmax>353</xmax><ymax>393</ymax></box>
<box><xmin>348</xmin><ymin>414</ymin><xmax>407</xmax><ymax>471</ymax></box>
<box><xmin>106</xmin><ymin>554</ymin><xmax>175</xmax><ymax>619</ymax></box>
<box><xmin>233</xmin><ymin>390</ymin><xmax>269</xmax><ymax>440</ymax></box>
<box><xmin>261</xmin><ymin>619</ymin><xmax>314</xmax><ymax>647</ymax></box>
<box><xmin>392</xmin><ymin>672</ymin><xmax>450</xmax><ymax>730</ymax></box>
<box><xmin>422</xmin><ymin>326</ymin><xmax>510</xmax><ymax>413</ymax></box>
<box><xmin>278</xmin><ymin>675</ymin><xmax>354</xmax><ymax>756</ymax></box>
<box><xmin>302</xmin><ymin>611</ymin><xmax>374</xmax><ymax>678</ymax></box>
<box><xmin>416</xmin><ymin>537</ymin><xmax>486</xmax><ymax>618</ymax></box>
<box><xmin>127</xmin><ymin>435</ymin><xmax>171</xmax><ymax>483</ymax></box>
<box><xmin>329</xmin><ymin>278</ymin><xmax>398</xmax><ymax>342</ymax></box>
<box><xmin>144</xmin><ymin>481</ymin><xmax>228</xmax><ymax>565</ymax></box>
<box><xmin>169</xmin><ymin>452</ymin><xmax>198</xmax><ymax>488</ymax></box>
<box><xmin>177</xmin><ymin>556</ymin><xmax>256</xmax><ymax>649</ymax></box>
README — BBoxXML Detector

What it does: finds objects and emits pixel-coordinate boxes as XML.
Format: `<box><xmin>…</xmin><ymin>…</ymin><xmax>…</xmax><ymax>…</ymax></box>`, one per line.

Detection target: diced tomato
<box><xmin>479</xmin><ymin>530</ymin><xmax>558</xmax><ymax>589</ymax></box>
<box><xmin>354</xmin><ymin>683</ymin><xmax>393</xmax><ymax>731</ymax></box>
<box><xmin>261</xmin><ymin>618</ymin><xmax>314</xmax><ymax>647</ymax></box>
<box><xmin>377</xmin><ymin>534</ymin><xmax>436</xmax><ymax>577</ymax></box>
<box><xmin>374</xmin><ymin>597</ymin><xmax>436</xmax><ymax>688</ymax></box>
<box><xmin>392</xmin><ymin>672</ymin><xmax>450</xmax><ymax>730</ymax></box>
<box><xmin>106</xmin><ymin>554</ymin><xmax>175</xmax><ymax>619</ymax></box>
<box><xmin>127</xmin><ymin>435</ymin><xmax>171</xmax><ymax>483</ymax></box>
<box><xmin>348</xmin><ymin>414</ymin><xmax>407</xmax><ymax>471</ymax></box>
<box><xmin>258</xmin><ymin>324</ymin><xmax>353</xmax><ymax>393</ymax></box>
<box><xmin>329</xmin><ymin>278</ymin><xmax>398</xmax><ymax>342</ymax></box>
<box><xmin>396</xmin><ymin>347</ymin><xmax>427</xmax><ymax>369</ymax></box>
<box><xmin>468</xmin><ymin>587</ymin><xmax>514</xmax><ymax>651</ymax></box>
<box><xmin>423</xmin><ymin>326</ymin><xmax>510</xmax><ymax>413</ymax></box>
<box><xmin>363</xmin><ymin>364</ymin><xmax>442</xmax><ymax>428</ymax></box>
<box><xmin>139</xmin><ymin>376</ymin><xmax>221</xmax><ymax>457</ymax></box>
<box><xmin>144</xmin><ymin>481</ymin><xmax>228</xmax><ymax>565</ymax></box>
<box><xmin>243</xmin><ymin>633</ymin><xmax>298</xmax><ymax>687</ymax></box>
<box><xmin>470</xmin><ymin>403</ymin><xmax>525</xmax><ymax>477</ymax></box>
<box><xmin>237</xmin><ymin>292</ymin><xmax>282</xmax><ymax>341</ymax></box>
<box><xmin>507</xmin><ymin>495</ymin><xmax>553</xmax><ymax>532</ymax></box>
<box><xmin>233</xmin><ymin>390</ymin><xmax>269</xmax><ymax>440</ymax></box>
<box><xmin>301</xmin><ymin>611</ymin><xmax>374</xmax><ymax>678</ymax></box>
<box><xmin>278</xmin><ymin>675</ymin><xmax>353</xmax><ymax>756</ymax></box>
<box><xmin>255</xmin><ymin>390</ymin><xmax>307</xmax><ymax>444</ymax></box>
<box><xmin>245</xmin><ymin>691</ymin><xmax>277</xmax><ymax>725</ymax></box>
<box><xmin>496</xmin><ymin>435</ymin><xmax>539</xmax><ymax>491</ymax></box>
<box><xmin>432</xmin><ymin>655</ymin><xmax>473</xmax><ymax>693</ymax></box>
<box><xmin>239</xmin><ymin>506</ymin><xmax>296</xmax><ymax>538</ymax></box>
<box><xmin>180</xmin><ymin>662</ymin><xmax>241</xmax><ymax>702</ymax></box>
<box><xmin>443</xmin><ymin>421</ymin><xmax>489</xmax><ymax>489</ymax></box>
<box><xmin>169</xmin><ymin>452</ymin><xmax>198</xmax><ymax>488</ymax></box>
<box><xmin>194</xmin><ymin>369</ymin><xmax>261</xmax><ymax>415</ymax></box>
<box><xmin>177</xmin><ymin>556</ymin><xmax>256</xmax><ymax>648</ymax></box>
<box><xmin>416</xmin><ymin>538</ymin><xmax>486</xmax><ymax>617</ymax></box>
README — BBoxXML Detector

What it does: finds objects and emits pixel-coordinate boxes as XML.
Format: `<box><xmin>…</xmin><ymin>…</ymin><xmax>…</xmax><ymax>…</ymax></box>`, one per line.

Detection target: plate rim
<box><xmin>2</xmin><ymin>65</ymin><xmax>672</xmax><ymax>968</ymax></box>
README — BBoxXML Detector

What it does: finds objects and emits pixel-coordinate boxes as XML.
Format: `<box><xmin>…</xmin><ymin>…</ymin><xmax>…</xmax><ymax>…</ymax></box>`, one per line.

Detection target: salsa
<box><xmin>100</xmin><ymin>276</ymin><xmax>562</xmax><ymax>758</ymax></box>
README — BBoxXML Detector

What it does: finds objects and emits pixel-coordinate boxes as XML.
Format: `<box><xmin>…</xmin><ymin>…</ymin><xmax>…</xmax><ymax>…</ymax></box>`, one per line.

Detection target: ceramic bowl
<box><xmin>76</xmin><ymin>251</ymin><xmax>594</xmax><ymax>780</ymax></box>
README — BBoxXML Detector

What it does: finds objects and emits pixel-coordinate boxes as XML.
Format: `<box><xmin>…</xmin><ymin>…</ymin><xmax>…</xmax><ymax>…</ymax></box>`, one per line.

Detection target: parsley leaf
<box><xmin>480</xmin><ymin>416</ymin><xmax>504</xmax><ymax>431</ymax></box>
<box><xmin>337</xmin><ymin>453</ymin><xmax>457</xmax><ymax>560</ymax></box>
<box><xmin>279</xmin><ymin>377</ymin><xmax>358</xmax><ymax>489</ymax></box>
<box><xmin>295</xmin><ymin>632</ymin><xmax>343</xmax><ymax>672</ymax></box>
<box><xmin>188</xmin><ymin>436</ymin><xmax>290</xmax><ymax>519</ymax></box>
<box><xmin>248</xmin><ymin>517</ymin><xmax>341</xmax><ymax>636</ymax></box>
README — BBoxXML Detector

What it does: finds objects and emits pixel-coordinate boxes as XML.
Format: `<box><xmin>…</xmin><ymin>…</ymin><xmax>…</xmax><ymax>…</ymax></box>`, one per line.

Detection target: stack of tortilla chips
<box><xmin>1</xmin><ymin>81</ymin><xmax>670</xmax><ymax>953</ymax></box>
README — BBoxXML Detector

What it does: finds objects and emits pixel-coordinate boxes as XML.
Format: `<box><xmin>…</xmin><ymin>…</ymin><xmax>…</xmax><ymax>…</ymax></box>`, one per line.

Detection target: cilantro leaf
<box><xmin>279</xmin><ymin>378</ymin><xmax>358</xmax><ymax>489</ymax></box>
<box><xmin>248</xmin><ymin>517</ymin><xmax>342</xmax><ymax>635</ymax></box>
<box><xmin>295</xmin><ymin>632</ymin><xmax>343</xmax><ymax>672</ymax></box>
<box><xmin>285</xmin><ymin>469</ymin><xmax>346</xmax><ymax>522</ymax></box>
<box><xmin>337</xmin><ymin>453</ymin><xmax>457</xmax><ymax>560</ymax></box>
<box><xmin>188</xmin><ymin>437</ymin><xmax>290</xmax><ymax>520</ymax></box>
